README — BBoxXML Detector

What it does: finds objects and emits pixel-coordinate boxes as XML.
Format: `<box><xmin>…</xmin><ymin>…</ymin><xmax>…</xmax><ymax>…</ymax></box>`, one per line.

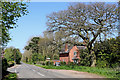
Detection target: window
<box><xmin>74</xmin><ymin>51</ymin><xmax>77</xmax><ymax>56</ymax></box>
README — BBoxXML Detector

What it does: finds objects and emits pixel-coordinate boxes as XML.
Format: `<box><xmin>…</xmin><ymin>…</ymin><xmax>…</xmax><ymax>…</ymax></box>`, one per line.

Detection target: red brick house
<box><xmin>59</xmin><ymin>43</ymin><xmax>86</xmax><ymax>64</ymax></box>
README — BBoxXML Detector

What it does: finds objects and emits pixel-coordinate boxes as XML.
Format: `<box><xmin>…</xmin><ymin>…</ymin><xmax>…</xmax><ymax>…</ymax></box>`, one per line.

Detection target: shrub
<box><xmin>8</xmin><ymin>61</ymin><xmax>15</xmax><ymax>67</ymax></box>
<box><xmin>94</xmin><ymin>37</ymin><xmax>120</xmax><ymax>68</ymax></box>
<box><xmin>67</xmin><ymin>62</ymin><xmax>74</xmax><ymax>66</ymax></box>
<box><xmin>41</xmin><ymin>61</ymin><xmax>46</xmax><ymax>65</ymax></box>
<box><xmin>36</xmin><ymin>61</ymin><xmax>46</xmax><ymax>65</ymax></box>
<box><xmin>36</xmin><ymin>61</ymin><xmax>40</xmax><ymax>64</ymax></box>
<box><xmin>4</xmin><ymin>73</ymin><xmax>17</xmax><ymax>80</ymax></box>
<box><xmin>2</xmin><ymin>58</ymin><xmax>8</xmax><ymax>73</ymax></box>
<box><xmin>42</xmin><ymin>62</ymin><xmax>45</xmax><ymax>65</ymax></box>
<box><xmin>4</xmin><ymin>48</ymin><xmax>22</xmax><ymax>64</ymax></box>
<box><xmin>50</xmin><ymin>61</ymin><xmax>54</xmax><ymax>65</ymax></box>
<box><xmin>16</xmin><ymin>57</ymin><xmax>21</xmax><ymax>64</ymax></box>
<box><xmin>79</xmin><ymin>49</ymin><xmax>91</xmax><ymax>66</ymax></box>
<box><xmin>46</xmin><ymin>61</ymin><xmax>53</xmax><ymax>66</ymax></box>
<box><xmin>60</xmin><ymin>62</ymin><xmax>66</xmax><ymax>66</ymax></box>
<box><xmin>96</xmin><ymin>59</ymin><xmax>109</xmax><ymax>68</ymax></box>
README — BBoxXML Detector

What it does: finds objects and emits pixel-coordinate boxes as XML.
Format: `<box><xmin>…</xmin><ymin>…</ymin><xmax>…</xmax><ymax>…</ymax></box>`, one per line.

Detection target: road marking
<box><xmin>25</xmin><ymin>64</ymin><xmax>31</xmax><ymax>68</ymax></box>
<box><xmin>24</xmin><ymin>64</ymin><xmax>45</xmax><ymax>77</ymax></box>
<box><xmin>15</xmin><ymin>68</ymin><xmax>17</xmax><ymax>73</ymax></box>
<box><xmin>37</xmin><ymin>72</ymin><xmax>45</xmax><ymax>77</ymax></box>
<box><xmin>32</xmin><ymin>69</ymin><xmax>35</xmax><ymax>72</ymax></box>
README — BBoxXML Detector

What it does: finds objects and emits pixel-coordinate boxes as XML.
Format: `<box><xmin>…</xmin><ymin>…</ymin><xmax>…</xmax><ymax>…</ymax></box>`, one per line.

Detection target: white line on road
<box><xmin>25</xmin><ymin>64</ymin><xmax>45</xmax><ymax>77</ymax></box>
<box><xmin>37</xmin><ymin>72</ymin><xmax>45</xmax><ymax>77</ymax></box>
<box><xmin>25</xmin><ymin>65</ymin><xmax>29</xmax><ymax>68</ymax></box>
<box><xmin>32</xmin><ymin>69</ymin><xmax>35</xmax><ymax>72</ymax></box>
<box><xmin>15</xmin><ymin>68</ymin><xmax>17</xmax><ymax>73</ymax></box>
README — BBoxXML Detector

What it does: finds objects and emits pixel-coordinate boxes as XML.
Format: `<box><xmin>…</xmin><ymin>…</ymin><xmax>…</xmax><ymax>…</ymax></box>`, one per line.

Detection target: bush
<box><xmin>4</xmin><ymin>73</ymin><xmax>17</xmax><ymax>80</ymax></box>
<box><xmin>46</xmin><ymin>61</ymin><xmax>53</xmax><ymax>66</ymax></box>
<box><xmin>67</xmin><ymin>62</ymin><xmax>74</xmax><ymax>66</ymax></box>
<box><xmin>16</xmin><ymin>58</ymin><xmax>21</xmax><ymax>64</ymax></box>
<box><xmin>50</xmin><ymin>61</ymin><xmax>54</xmax><ymax>65</ymax></box>
<box><xmin>60</xmin><ymin>62</ymin><xmax>66</xmax><ymax>66</ymax></box>
<box><xmin>36</xmin><ymin>61</ymin><xmax>45</xmax><ymax>65</ymax></box>
<box><xmin>2</xmin><ymin>58</ymin><xmax>8</xmax><ymax>73</ymax></box>
<box><xmin>79</xmin><ymin>49</ymin><xmax>91</xmax><ymax>66</ymax></box>
<box><xmin>41</xmin><ymin>61</ymin><xmax>46</xmax><ymax>65</ymax></box>
<box><xmin>4</xmin><ymin>48</ymin><xmax>22</xmax><ymax>65</ymax></box>
<box><xmin>94</xmin><ymin>37</ymin><xmax>120</xmax><ymax>68</ymax></box>
<box><xmin>8</xmin><ymin>61</ymin><xmax>15</xmax><ymax>67</ymax></box>
<box><xmin>96</xmin><ymin>58</ymin><xmax>109</xmax><ymax>68</ymax></box>
<box><xmin>36</xmin><ymin>61</ymin><xmax>40</xmax><ymax>64</ymax></box>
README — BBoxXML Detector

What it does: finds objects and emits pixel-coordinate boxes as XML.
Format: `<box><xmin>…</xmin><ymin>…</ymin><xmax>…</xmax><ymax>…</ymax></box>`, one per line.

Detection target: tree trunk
<box><xmin>91</xmin><ymin>51</ymin><xmax>96</xmax><ymax>67</ymax></box>
<box><xmin>87</xmin><ymin>44</ymin><xmax>96</xmax><ymax>67</ymax></box>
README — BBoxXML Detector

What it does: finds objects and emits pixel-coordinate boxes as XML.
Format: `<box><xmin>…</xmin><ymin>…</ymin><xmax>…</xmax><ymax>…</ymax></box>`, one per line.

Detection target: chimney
<box><xmin>65</xmin><ymin>43</ymin><xmax>68</xmax><ymax>52</ymax></box>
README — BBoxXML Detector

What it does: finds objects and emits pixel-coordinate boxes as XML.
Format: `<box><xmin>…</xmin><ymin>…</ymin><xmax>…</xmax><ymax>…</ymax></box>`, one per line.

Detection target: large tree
<box><xmin>24</xmin><ymin>37</ymin><xmax>40</xmax><ymax>53</ymax></box>
<box><xmin>46</xmin><ymin>3</ymin><xmax>118</xmax><ymax>67</ymax></box>
<box><xmin>0</xmin><ymin>2</ymin><xmax>28</xmax><ymax>45</ymax></box>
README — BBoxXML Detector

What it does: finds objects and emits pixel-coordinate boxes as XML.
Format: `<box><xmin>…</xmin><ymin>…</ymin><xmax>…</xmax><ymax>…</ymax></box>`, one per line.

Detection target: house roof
<box><xmin>60</xmin><ymin>45</ymin><xmax>86</xmax><ymax>54</ymax></box>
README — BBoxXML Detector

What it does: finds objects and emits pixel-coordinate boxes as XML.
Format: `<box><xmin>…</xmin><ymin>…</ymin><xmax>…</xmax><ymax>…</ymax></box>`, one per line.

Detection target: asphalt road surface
<box><xmin>7</xmin><ymin>62</ymin><xmax>104</xmax><ymax>79</ymax></box>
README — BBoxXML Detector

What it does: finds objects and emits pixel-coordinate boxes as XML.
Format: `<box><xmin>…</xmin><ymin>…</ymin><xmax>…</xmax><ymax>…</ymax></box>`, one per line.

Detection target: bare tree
<box><xmin>46</xmin><ymin>2</ymin><xmax>118</xmax><ymax>67</ymax></box>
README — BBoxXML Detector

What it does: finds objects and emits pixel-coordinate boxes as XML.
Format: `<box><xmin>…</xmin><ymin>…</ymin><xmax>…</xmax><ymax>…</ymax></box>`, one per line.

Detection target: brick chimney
<box><xmin>65</xmin><ymin>43</ymin><xmax>68</xmax><ymax>52</ymax></box>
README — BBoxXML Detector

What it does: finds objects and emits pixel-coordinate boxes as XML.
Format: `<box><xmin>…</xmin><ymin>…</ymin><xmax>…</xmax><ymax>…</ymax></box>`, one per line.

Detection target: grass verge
<box><xmin>35</xmin><ymin>64</ymin><xmax>120</xmax><ymax>79</ymax></box>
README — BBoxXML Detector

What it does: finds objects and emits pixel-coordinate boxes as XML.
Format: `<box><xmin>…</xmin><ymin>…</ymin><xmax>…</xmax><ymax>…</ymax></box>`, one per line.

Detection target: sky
<box><xmin>7</xmin><ymin>1</ymin><xmax>118</xmax><ymax>53</ymax></box>
<box><xmin>7</xmin><ymin>2</ymin><xmax>70</xmax><ymax>53</ymax></box>
<box><xmin>29</xmin><ymin>0</ymin><xmax>118</xmax><ymax>2</ymax></box>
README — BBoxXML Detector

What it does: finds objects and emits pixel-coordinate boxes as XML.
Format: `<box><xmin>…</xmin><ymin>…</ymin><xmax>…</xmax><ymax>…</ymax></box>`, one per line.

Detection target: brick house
<box><xmin>59</xmin><ymin>43</ymin><xmax>86</xmax><ymax>64</ymax></box>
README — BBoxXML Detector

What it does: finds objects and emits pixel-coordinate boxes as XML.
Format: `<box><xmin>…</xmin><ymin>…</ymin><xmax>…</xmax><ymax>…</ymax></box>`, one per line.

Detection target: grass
<box><xmin>2</xmin><ymin>71</ymin><xmax>17</xmax><ymax>80</ymax></box>
<box><xmin>35</xmin><ymin>64</ymin><xmax>120</xmax><ymax>79</ymax></box>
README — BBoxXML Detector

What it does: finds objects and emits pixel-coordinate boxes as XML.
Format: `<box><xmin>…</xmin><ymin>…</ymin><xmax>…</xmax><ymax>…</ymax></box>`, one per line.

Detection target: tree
<box><xmin>46</xmin><ymin>3</ymin><xmax>118</xmax><ymax>67</ymax></box>
<box><xmin>4</xmin><ymin>47</ymin><xmax>15</xmax><ymax>62</ymax></box>
<box><xmin>25</xmin><ymin>37</ymin><xmax>40</xmax><ymax>53</ymax></box>
<box><xmin>21</xmin><ymin>50</ymin><xmax>32</xmax><ymax>63</ymax></box>
<box><xmin>94</xmin><ymin>37</ymin><xmax>120</xmax><ymax>68</ymax></box>
<box><xmin>0</xmin><ymin>2</ymin><xmax>28</xmax><ymax>45</ymax></box>
<box><xmin>13</xmin><ymin>48</ymin><xmax>22</xmax><ymax>64</ymax></box>
<box><xmin>23</xmin><ymin>31</ymin><xmax>82</xmax><ymax>63</ymax></box>
<box><xmin>4</xmin><ymin>47</ymin><xmax>22</xmax><ymax>64</ymax></box>
<box><xmin>0</xmin><ymin>2</ymin><xmax>28</xmax><ymax>77</ymax></box>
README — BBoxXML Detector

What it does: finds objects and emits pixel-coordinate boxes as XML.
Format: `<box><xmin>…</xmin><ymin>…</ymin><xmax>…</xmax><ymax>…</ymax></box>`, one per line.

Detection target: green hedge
<box><xmin>60</xmin><ymin>62</ymin><xmax>66</xmax><ymax>66</ymax></box>
<box><xmin>45</xmin><ymin>61</ymin><xmax>53</xmax><ymax>66</ymax></box>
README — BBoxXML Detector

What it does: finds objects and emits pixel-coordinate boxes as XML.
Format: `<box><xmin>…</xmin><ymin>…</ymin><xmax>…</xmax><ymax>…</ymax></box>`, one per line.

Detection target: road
<box><xmin>7</xmin><ymin>62</ymin><xmax>104</xmax><ymax>79</ymax></box>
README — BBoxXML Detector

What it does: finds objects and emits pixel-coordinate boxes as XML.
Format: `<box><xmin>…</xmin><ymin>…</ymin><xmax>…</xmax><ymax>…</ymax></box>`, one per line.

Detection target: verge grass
<box><xmin>35</xmin><ymin>64</ymin><xmax>119</xmax><ymax>79</ymax></box>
